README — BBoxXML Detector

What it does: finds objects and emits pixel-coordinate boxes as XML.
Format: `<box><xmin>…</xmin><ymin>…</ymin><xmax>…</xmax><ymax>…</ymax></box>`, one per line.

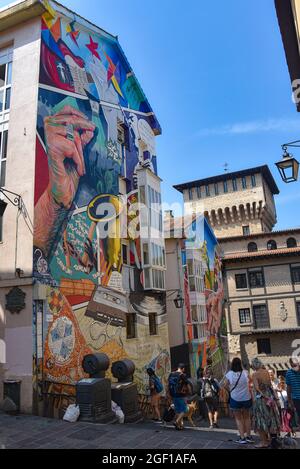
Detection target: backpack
<box><xmin>201</xmin><ymin>379</ymin><xmax>219</xmax><ymax>399</ymax></box>
<box><xmin>153</xmin><ymin>376</ymin><xmax>163</xmax><ymax>394</ymax></box>
<box><xmin>168</xmin><ymin>372</ymin><xmax>184</xmax><ymax>397</ymax></box>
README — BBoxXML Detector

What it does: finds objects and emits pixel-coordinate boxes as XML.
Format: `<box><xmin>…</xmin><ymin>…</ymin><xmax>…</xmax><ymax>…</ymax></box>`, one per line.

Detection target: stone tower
<box><xmin>174</xmin><ymin>165</ymin><xmax>279</xmax><ymax>238</ymax></box>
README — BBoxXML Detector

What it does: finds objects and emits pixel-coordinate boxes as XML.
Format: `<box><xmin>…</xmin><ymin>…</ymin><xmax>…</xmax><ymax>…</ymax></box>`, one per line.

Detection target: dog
<box><xmin>176</xmin><ymin>401</ymin><xmax>198</xmax><ymax>429</ymax></box>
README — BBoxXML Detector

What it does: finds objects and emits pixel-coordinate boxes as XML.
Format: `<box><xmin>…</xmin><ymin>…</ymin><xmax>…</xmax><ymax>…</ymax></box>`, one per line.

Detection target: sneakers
<box><xmin>213</xmin><ymin>422</ymin><xmax>219</xmax><ymax>428</ymax></box>
<box><xmin>245</xmin><ymin>436</ymin><xmax>254</xmax><ymax>444</ymax></box>
<box><xmin>235</xmin><ymin>437</ymin><xmax>247</xmax><ymax>445</ymax></box>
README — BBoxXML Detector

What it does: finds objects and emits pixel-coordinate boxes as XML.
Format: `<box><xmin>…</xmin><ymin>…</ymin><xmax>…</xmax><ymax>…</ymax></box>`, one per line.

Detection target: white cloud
<box><xmin>196</xmin><ymin>118</ymin><xmax>300</xmax><ymax>137</ymax></box>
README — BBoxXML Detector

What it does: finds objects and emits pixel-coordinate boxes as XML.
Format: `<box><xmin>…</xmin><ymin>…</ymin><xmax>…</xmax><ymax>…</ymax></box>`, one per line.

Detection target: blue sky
<box><xmin>1</xmin><ymin>0</ymin><xmax>300</xmax><ymax>229</ymax></box>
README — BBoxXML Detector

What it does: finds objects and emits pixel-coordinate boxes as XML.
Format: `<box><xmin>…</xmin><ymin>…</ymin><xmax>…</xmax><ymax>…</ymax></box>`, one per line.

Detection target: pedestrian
<box><xmin>224</xmin><ymin>357</ymin><xmax>253</xmax><ymax>445</ymax></box>
<box><xmin>286</xmin><ymin>357</ymin><xmax>300</xmax><ymax>423</ymax></box>
<box><xmin>277</xmin><ymin>375</ymin><xmax>296</xmax><ymax>436</ymax></box>
<box><xmin>251</xmin><ymin>357</ymin><xmax>281</xmax><ymax>449</ymax></box>
<box><xmin>199</xmin><ymin>366</ymin><xmax>220</xmax><ymax>429</ymax></box>
<box><xmin>146</xmin><ymin>368</ymin><xmax>163</xmax><ymax>422</ymax></box>
<box><xmin>268</xmin><ymin>369</ymin><xmax>280</xmax><ymax>397</ymax></box>
<box><xmin>168</xmin><ymin>363</ymin><xmax>190</xmax><ymax>430</ymax></box>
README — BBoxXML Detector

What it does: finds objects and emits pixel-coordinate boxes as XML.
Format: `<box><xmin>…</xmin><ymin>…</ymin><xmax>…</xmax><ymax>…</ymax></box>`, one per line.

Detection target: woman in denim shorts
<box><xmin>224</xmin><ymin>358</ymin><xmax>253</xmax><ymax>445</ymax></box>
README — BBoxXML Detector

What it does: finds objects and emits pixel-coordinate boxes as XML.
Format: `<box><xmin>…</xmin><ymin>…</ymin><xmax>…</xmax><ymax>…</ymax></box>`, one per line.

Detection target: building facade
<box><xmin>0</xmin><ymin>0</ymin><xmax>170</xmax><ymax>415</ymax></box>
<box><xmin>222</xmin><ymin>229</ymin><xmax>300</xmax><ymax>373</ymax></box>
<box><xmin>164</xmin><ymin>213</ymin><xmax>227</xmax><ymax>380</ymax></box>
<box><xmin>175</xmin><ymin>165</ymin><xmax>300</xmax><ymax>374</ymax></box>
<box><xmin>174</xmin><ymin>166</ymin><xmax>279</xmax><ymax>238</ymax></box>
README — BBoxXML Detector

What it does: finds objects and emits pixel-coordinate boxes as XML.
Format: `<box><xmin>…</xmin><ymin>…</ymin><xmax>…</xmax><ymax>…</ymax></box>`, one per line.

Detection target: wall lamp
<box><xmin>166</xmin><ymin>289</ymin><xmax>185</xmax><ymax>309</ymax></box>
<box><xmin>276</xmin><ymin>142</ymin><xmax>300</xmax><ymax>183</ymax></box>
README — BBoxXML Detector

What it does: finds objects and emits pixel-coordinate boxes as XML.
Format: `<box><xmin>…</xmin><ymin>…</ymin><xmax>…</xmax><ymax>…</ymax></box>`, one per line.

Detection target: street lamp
<box><xmin>276</xmin><ymin>142</ymin><xmax>300</xmax><ymax>183</ymax></box>
<box><xmin>173</xmin><ymin>293</ymin><xmax>184</xmax><ymax>309</ymax></box>
<box><xmin>166</xmin><ymin>289</ymin><xmax>185</xmax><ymax>309</ymax></box>
<box><xmin>0</xmin><ymin>187</ymin><xmax>34</xmax><ymax>233</ymax></box>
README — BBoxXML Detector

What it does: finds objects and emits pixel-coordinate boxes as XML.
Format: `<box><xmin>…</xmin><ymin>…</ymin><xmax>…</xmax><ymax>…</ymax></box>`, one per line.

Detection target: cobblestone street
<box><xmin>1</xmin><ymin>412</ymin><xmax>299</xmax><ymax>450</ymax></box>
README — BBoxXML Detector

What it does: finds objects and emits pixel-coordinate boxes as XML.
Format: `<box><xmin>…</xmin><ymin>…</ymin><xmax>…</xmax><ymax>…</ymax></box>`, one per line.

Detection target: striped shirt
<box><xmin>285</xmin><ymin>369</ymin><xmax>300</xmax><ymax>400</ymax></box>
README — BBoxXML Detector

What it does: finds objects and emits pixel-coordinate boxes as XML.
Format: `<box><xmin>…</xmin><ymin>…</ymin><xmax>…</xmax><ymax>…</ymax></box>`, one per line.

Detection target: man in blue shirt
<box><xmin>286</xmin><ymin>358</ymin><xmax>300</xmax><ymax>421</ymax></box>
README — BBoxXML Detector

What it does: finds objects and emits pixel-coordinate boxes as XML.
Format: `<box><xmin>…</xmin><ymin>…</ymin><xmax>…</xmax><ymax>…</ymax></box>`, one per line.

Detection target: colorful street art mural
<box><xmin>182</xmin><ymin>217</ymin><xmax>227</xmax><ymax>380</ymax></box>
<box><xmin>32</xmin><ymin>1</ymin><xmax>170</xmax><ymax>413</ymax></box>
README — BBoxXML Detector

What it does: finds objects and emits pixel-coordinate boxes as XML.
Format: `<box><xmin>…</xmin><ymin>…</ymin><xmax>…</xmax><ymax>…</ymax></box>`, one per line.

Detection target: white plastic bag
<box><xmin>63</xmin><ymin>404</ymin><xmax>80</xmax><ymax>422</ymax></box>
<box><xmin>111</xmin><ymin>400</ymin><xmax>125</xmax><ymax>424</ymax></box>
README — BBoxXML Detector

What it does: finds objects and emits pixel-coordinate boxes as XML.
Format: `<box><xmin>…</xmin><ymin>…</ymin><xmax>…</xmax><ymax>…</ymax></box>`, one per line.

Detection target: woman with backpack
<box><xmin>200</xmin><ymin>366</ymin><xmax>220</xmax><ymax>429</ymax></box>
<box><xmin>224</xmin><ymin>357</ymin><xmax>253</xmax><ymax>445</ymax></box>
<box><xmin>147</xmin><ymin>368</ymin><xmax>163</xmax><ymax>422</ymax></box>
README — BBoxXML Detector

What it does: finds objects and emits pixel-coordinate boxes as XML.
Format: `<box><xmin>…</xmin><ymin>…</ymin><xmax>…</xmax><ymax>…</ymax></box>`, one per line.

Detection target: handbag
<box><xmin>227</xmin><ymin>371</ymin><xmax>243</xmax><ymax>404</ymax></box>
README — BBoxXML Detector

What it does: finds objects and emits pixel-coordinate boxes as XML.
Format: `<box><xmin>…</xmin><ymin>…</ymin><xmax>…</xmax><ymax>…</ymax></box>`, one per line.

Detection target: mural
<box><xmin>182</xmin><ymin>217</ymin><xmax>227</xmax><ymax>379</ymax></box>
<box><xmin>33</xmin><ymin>1</ymin><xmax>169</xmax><ymax>412</ymax></box>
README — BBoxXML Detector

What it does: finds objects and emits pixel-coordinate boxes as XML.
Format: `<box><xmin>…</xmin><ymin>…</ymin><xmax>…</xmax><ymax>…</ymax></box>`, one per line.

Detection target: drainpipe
<box><xmin>176</xmin><ymin>240</ymin><xmax>186</xmax><ymax>344</ymax></box>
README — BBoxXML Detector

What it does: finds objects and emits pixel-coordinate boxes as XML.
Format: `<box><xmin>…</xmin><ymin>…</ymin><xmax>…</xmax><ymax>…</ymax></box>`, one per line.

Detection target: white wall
<box><xmin>0</xmin><ymin>17</ymin><xmax>41</xmax><ymax>413</ymax></box>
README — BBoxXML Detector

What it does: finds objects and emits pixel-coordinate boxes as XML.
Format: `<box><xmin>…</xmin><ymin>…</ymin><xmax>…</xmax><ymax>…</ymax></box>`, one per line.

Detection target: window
<box><xmin>151</xmin><ymin>243</ymin><xmax>165</xmax><ymax>267</ymax></box>
<box><xmin>251</xmin><ymin>174</ymin><xmax>256</xmax><ymax>187</ymax></box>
<box><xmin>188</xmin><ymin>188</ymin><xmax>193</xmax><ymax>200</ymax></box>
<box><xmin>267</xmin><ymin>240</ymin><xmax>277</xmax><ymax>251</ymax></box>
<box><xmin>149</xmin><ymin>313</ymin><xmax>158</xmax><ymax>336</ymax></box>
<box><xmin>196</xmin><ymin>186</ymin><xmax>201</xmax><ymax>198</ymax></box>
<box><xmin>235</xmin><ymin>273</ymin><xmax>247</xmax><ymax>289</ymax></box>
<box><xmin>191</xmin><ymin>305</ymin><xmax>198</xmax><ymax>322</ymax></box>
<box><xmin>243</xmin><ymin>225</ymin><xmax>250</xmax><ymax>236</ymax></box>
<box><xmin>223</xmin><ymin>180</ymin><xmax>228</xmax><ymax>193</ymax></box>
<box><xmin>0</xmin><ymin>54</ymin><xmax>12</xmax><ymax>114</ymax></box>
<box><xmin>239</xmin><ymin>308</ymin><xmax>251</xmax><ymax>324</ymax></box>
<box><xmin>257</xmin><ymin>338</ymin><xmax>271</xmax><ymax>355</ymax></box>
<box><xmin>0</xmin><ymin>129</ymin><xmax>8</xmax><ymax>187</ymax></box>
<box><xmin>193</xmin><ymin>325</ymin><xmax>199</xmax><ymax>340</ymax></box>
<box><xmin>152</xmin><ymin>268</ymin><xmax>165</xmax><ymax>290</ymax></box>
<box><xmin>287</xmin><ymin>237</ymin><xmax>297</xmax><ymax>248</ymax></box>
<box><xmin>122</xmin><ymin>244</ymin><xmax>128</xmax><ymax>265</ymax></box>
<box><xmin>249</xmin><ymin>270</ymin><xmax>264</xmax><ymax>288</ymax></box>
<box><xmin>143</xmin><ymin>244</ymin><xmax>149</xmax><ymax>265</ymax></box>
<box><xmin>148</xmin><ymin>185</ymin><xmax>163</xmax><ymax>235</ymax></box>
<box><xmin>242</xmin><ymin>176</ymin><xmax>247</xmax><ymax>189</ymax></box>
<box><xmin>232</xmin><ymin>178</ymin><xmax>237</xmax><ymax>191</ymax></box>
<box><xmin>248</xmin><ymin>242</ymin><xmax>258</xmax><ymax>252</ymax></box>
<box><xmin>126</xmin><ymin>314</ymin><xmax>137</xmax><ymax>339</ymax></box>
<box><xmin>291</xmin><ymin>266</ymin><xmax>300</xmax><ymax>284</ymax></box>
<box><xmin>205</xmin><ymin>185</ymin><xmax>210</xmax><ymax>197</ymax></box>
<box><xmin>253</xmin><ymin>305</ymin><xmax>270</xmax><ymax>329</ymax></box>
<box><xmin>296</xmin><ymin>303</ymin><xmax>300</xmax><ymax>327</ymax></box>
<box><xmin>214</xmin><ymin>183</ymin><xmax>219</xmax><ymax>196</ymax></box>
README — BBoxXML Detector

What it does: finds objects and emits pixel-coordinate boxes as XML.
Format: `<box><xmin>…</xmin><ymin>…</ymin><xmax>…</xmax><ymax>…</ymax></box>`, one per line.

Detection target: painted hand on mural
<box><xmin>34</xmin><ymin>106</ymin><xmax>96</xmax><ymax>259</ymax></box>
<box><xmin>44</xmin><ymin>106</ymin><xmax>96</xmax><ymax>209</ymax></box>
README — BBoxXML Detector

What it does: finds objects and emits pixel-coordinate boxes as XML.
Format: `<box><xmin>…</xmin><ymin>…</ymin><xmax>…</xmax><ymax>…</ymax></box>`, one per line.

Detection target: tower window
<box><xmin>267</xmin><ymin>240</ymin><xmax>277</xmax><ymax>251</ymax></box>
<box><xmin>287</xmin><ymin>237</ymin><xmax>297</xmax><ymax>248</ymax></box>
<box><xmin>248</xmin><ymin>242</ymin><xmax>258</xmax><ymax>252</ymax></box>
<box><xmin>243</xmin><ymin>226</ymin><xmax>250</xmax><ymax>236</ymax></box>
